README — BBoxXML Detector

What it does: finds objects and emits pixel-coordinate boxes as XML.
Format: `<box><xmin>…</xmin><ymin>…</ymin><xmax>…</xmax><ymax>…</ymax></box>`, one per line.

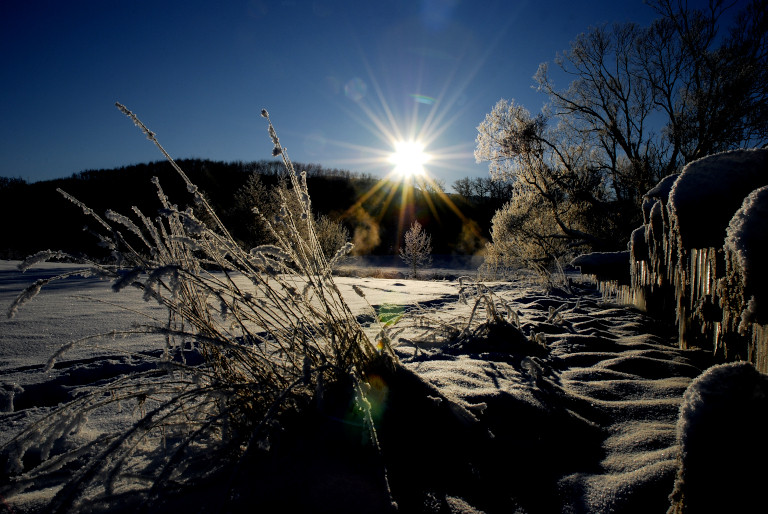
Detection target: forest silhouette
<box><xmin>0</xmin><ymin>160</ymin><xmax>507</xmax><ymax>262</ymax></box>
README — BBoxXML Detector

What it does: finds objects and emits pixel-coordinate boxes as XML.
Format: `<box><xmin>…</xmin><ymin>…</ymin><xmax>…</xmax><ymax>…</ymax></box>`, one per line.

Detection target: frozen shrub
<box><xmin>232</xmin><ymin>171</ymin><xmax>272</xmax><ymax>248</ymax></box>
<box><xmin>486</xmin><ymin>184</ymin><xmax>573</xmax><ymax>271</ymax></box>
<box><xmin>481</xmin><ymin>185</ymin><xmax>579</xmax><ymax>289</ymax></box>
<box><xmin>314</xmin><ymin>212</ymin><xmax>351</xmax><ymax>265</ymax></box>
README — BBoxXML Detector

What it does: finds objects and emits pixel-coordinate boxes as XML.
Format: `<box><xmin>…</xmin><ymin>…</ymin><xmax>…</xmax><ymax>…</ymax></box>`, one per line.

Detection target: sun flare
<box><xmin>388</xmin><ymin>140</ymin><xmax>430</xmax><ymax>178</ymax></box>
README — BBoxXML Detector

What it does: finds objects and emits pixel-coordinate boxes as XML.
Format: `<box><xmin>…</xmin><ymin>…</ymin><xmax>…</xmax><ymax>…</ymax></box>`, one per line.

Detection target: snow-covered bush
<box><xmin>722</xmin><ymin>185</ymin><xmax>768</xmax><ymax>370</ymax></box>
<box><xmin>314</xmin><ymin>212</ymin><xmax>351</xmax><ymax>265</ymax></box>
<box><xmin>1</xmin><ymin>105</ymin><xmax>395</xmax><ymax>511</ymax></box>
<box><xmin>669</xmin><ymin>362</ymin><xmax>768</xmax><ymax>513</ymax></box>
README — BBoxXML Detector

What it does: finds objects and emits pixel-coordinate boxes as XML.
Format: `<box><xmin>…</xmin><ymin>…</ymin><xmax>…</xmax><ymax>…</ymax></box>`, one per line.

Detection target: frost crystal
<box><xmin>17</xmin><ymin>250</ymin><xmax>68</xmax><ymax>272</ymax></box>
<box><xmin>7</xmin><ymin>279</ymin><xmax>46</xmax><ymax>318</ymax></box>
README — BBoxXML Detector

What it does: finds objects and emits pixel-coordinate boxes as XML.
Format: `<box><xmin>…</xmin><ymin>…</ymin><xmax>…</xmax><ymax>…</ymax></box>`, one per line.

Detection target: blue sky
<box><xmin>1</xmin><ymin>0</ymin><xmax>667</xmax><ymax>187</ymax></box>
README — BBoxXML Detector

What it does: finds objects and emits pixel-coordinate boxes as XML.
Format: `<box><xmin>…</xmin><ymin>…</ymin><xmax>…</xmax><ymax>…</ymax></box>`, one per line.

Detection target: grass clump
<box><xmin>1</xmin><ymin>105</ymin><xmax>397</xmax><ymax>512</ymax></box>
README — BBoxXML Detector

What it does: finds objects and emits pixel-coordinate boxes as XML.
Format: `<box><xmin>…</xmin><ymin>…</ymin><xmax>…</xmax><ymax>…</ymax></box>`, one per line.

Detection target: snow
<box><xmin>662</xmin><ymin>148</ymin><xmax>768</xmax><ymax>352</ymax></box>
<box><xmin>629</xmin><ymin>226</ymin><xmax>648</xmax><ymax>264</ymax></box>
<box><xmin>646</xmin><ymin>200</ymin><xmax>667</xmax><ymax>281</ymax></box>
<box><xmin>720</xmin><ymin>185</ymin><xmax>768</xmax><ymax>370</ymax></box>
<box><xmin>578</xmin><ymin>150</ymin><xmax>768</xmax><ymax>369</ymax></box>
<box><xmin>668</xmin><ymin>362</ymin><xmax>768</xmax><ymax>512</ymax></box>
<box><xmin>0</xmin><ymin>259</ymin><xmax>751</xmax><ymax>513</ymax></box>
<box><xmin>645</xmin><ymin>173</ymin><xmax>679</xmax><ymax>201</ymax></box>
<box><xmin>642</xmin><ymin>173</ymin><xmax>678</xmax><ymax>225</ymax></box>
<box><xmin>667</xmin><ymin>148</ymin><xmax>768</xmax><ymax>251</ymax></box>
<box><xmin>724</xmin><ymin>185</ymin><xmax>768</xmax><ymax>325</ymax></box>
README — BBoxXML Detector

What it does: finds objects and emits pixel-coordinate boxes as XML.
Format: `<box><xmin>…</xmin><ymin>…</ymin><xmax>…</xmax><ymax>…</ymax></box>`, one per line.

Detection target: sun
<box><xmin>388</xmin><ymin>140</ymin><xmax>431</xmax><ymax>178</ymax></box>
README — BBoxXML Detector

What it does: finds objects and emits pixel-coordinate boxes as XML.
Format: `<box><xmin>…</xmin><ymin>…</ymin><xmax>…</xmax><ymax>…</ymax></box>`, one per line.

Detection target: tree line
<box><xmin>0</xmin><ymin>160</ymin><xmax>502</xmax><ymax>262</ymax></box>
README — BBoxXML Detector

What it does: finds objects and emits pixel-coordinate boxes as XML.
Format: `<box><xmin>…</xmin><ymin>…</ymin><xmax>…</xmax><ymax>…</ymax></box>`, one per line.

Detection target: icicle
<box><xmin>751</xmin><ymin>324</ymin><xmax>768</xmax><ymax>373</ymax></box>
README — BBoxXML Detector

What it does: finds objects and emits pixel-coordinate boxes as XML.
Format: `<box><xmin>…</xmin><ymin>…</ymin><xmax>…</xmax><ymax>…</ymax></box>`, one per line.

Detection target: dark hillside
<box><xmin>0</xmin><ymin>160</ymin><xmax>498</xmax><ymax>260</ymax></box>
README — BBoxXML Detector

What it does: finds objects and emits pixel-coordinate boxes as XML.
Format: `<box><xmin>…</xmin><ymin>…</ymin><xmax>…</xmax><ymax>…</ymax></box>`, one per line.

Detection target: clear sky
<box><xmin>1</xmin><ymin>0</ymin><xmax>669</xmax><ymax>187</ymax></box>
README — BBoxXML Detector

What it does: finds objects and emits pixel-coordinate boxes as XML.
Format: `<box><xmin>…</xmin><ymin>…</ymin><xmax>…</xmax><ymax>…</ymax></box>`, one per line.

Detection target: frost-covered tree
<box><xmin>476</xmin><ymin>99</ymin><xmax>615</xmax><ymax>258</ymax></box>
<box><xmin>314</xmin><ymin>212</ymin><xmax>350</xmax><ymax>263</ymax></box>
<box><xmin>477</xmin><ymin>0</ymin><xmax>768</xmax><ymax>268</ymax></box>
<box><xmin>485</xmin><ymin>183</ymin><xmax>574</xmax><ymax>277</ymax></box>
<box><xmin>235</xmin><ymin>172</ymin><xmax>350</xmax><ymax>261</ymax></box>
<box><xmin>268</xmin><ymin>177</ymin><xmax>351</xmax><ymax>261</ymax></box>
<box><xmin>399</xmin><ymin>221</ymin><xmax>432</xmax><ymax>278</ymax></box>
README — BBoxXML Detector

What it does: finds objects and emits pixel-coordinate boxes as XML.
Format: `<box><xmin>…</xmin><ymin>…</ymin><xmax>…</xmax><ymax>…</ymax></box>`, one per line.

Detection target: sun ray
<box><xmin>299</xmin><ymin>19</ymin><xmax>520</xmax><ymax>258</ymax></box>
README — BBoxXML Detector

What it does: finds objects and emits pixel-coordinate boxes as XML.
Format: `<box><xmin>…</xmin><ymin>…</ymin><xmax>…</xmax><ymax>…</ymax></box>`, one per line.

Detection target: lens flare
<box><xmin>410</xmin><ymin>94</ymin><xmax>437</xmax><ymax>105</ymax></box>
<box><xmin>343</xmin><ymin>77</ymin><xmax>368</xmax><ymax>102</ymax></box>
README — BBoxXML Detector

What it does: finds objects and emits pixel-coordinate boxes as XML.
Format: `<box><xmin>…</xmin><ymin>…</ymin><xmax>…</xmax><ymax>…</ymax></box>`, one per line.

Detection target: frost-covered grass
<box><xmin>1</xmin><ymin>106</ymin><xmax>397</xmax><ymax>511</ymax></box>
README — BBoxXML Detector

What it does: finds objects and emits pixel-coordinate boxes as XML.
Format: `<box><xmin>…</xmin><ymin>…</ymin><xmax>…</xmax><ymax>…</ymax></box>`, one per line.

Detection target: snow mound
<box><xmin>642</xmin><ymin>173</ymin><xmax>678</xmax><ymax>225</ymax></box>
<box><xmin>668</xmin><ymin>148</ymin><xmax>768</xmax><ymax>250</ymax></box>
<box><xmin>570</xmin><ymin>252</ymin><xmax>630</xmax><ymax>287</ymax></box>
<box><xmin>669</xmin><ymin>362</ymin><xmax>768</xmax><ymax>513</ymax></box>
<box><xmin>724</xmin><ymin>185</ymin><xmax>768</xmax><ymax>326</ymax></box>
<box><xmin>1</xmin><ymin>272</ymin><xmax>718</xmax><ymax>513</ymax></box>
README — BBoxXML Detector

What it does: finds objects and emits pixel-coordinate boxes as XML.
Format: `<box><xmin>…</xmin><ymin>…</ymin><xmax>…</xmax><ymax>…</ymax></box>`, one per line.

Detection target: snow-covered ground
<box><xmin>1</xmin><ymin>260</ymin><xmax>758</xmax><ymax>513</ymax></box>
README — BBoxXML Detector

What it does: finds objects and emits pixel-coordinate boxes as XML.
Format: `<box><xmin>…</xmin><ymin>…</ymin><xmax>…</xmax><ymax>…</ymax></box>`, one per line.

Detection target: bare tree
<box><xmin>399</xmin><ymin>221</ymin><xmax>433</xmax><ymax>278</ymax></box>
<box><xmin>642</xmin><ymin>0</ymin><xmax>768</xmax><ymax>164</ymax></box>
<box><xmin>453</xmin><ymin>176</ymin><xmax>515</xmax><ymax>202</ymax></box>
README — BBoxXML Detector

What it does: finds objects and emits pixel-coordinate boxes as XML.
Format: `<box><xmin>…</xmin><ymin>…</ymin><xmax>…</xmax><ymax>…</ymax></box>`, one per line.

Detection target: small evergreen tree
<box><xmin>233</xmin><ymin>171</ymin><xmax>271</xmax><ymax>248</ymax></box>
<box><xmin>400</xmin><ymin>220</ymin><xmax>433</xmax><ymax>278</ymax></box>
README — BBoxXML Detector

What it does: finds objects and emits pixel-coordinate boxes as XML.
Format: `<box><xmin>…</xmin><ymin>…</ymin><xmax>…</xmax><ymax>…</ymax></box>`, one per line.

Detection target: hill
<box><xmin>0</xmin><ymin>160</ymin><xmax>502</xmax><ymax>261</ymax></box>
